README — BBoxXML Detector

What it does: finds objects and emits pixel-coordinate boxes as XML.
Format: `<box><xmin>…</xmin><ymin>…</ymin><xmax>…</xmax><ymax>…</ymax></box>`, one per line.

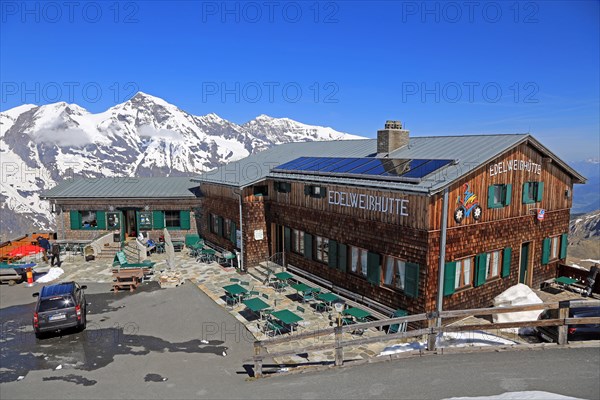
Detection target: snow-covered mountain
<box><xmin>0</xmin><ymin>92</ymin><xmax>362</xmax><ymax>240</ymax></box>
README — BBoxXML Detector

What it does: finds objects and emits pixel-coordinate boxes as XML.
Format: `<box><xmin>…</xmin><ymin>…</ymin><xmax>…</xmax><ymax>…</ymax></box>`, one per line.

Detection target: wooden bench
<box><xmin>112</xmin><ymin>268</ymin><xmax>144</xmax><ymax>292</ymax></box>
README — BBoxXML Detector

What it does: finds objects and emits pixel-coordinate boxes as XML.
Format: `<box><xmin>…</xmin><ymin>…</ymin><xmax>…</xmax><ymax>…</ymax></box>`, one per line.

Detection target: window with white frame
<box><xmin>455</xmin><ymin>257</ymin><xmax>474</xmax><ymax>289</ymax></box>
<box><xmin>211</xmin><ymin>213</ymin><xmax>219</xmax><ymax>234</ymax></box>
<box><xmin>350</xmin><ymin>246</ymin><xmax>368</xmax><ymax>277</ymax></box>
<box><xmin>383</xmin><ymin>256</ymin><xmax>406</xmax><ymax>290</ymax></box>
<box><xmin>485</xmin><ymin>250</ymin><xmax>502</xmax><ymax>280</ymax></box>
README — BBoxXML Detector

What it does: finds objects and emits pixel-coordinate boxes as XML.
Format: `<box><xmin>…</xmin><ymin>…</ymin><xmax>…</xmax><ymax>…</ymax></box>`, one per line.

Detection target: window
<box><xmin>315</xmin><ymin>236</ymin><xmax>329</xmax><ymax>263</ymax></box>
<box><xmin>211</xmin><ymin>213</ymin><xmax>219</xmax><ymax>234</ymax></box>
<box><xmin>253</xmin><ymin>185</ymin><xmax>268</xmax><ymax>196</ymax></box>
<box><xmin>485</xmin><ymin>250</ymin><xmax>502</xmax><ymax>280</ymax></box>
<box><xmin>305</xmin><ymin>185</ymin><xmax>327</xmax><ymax>198</ymax></box>
<box><xmin>488</xmin><ymin>184</ymin><xmax>512</xmax><ymax>208</ymax></box>
<box><xmin>454</xmin><ymin>257</ymin><xmax>473</xmax><ymax>289</ymax></box>
<box><xmin>224</xmin><ymin>219</ymin><xmax>232</xmax><ymax>239</ymax></box>
<box><xmin>275</xmin><ymin>182</ymin><xmax>291</xmax><ymax>193</ymax></box>
<box><xmin>350</xmin><ymin>246</ymin><xmax>368</xmax><ymax>277</ymax></box>
<box><xmin>383</xmin><ymin>256</ymin><xmax>406</xmax><ymax>290</ymax></box>
<box><xmin>523</xmin><ymin>181</ymin><xmax>544</xmax><ymax>204</ymax></box>
<box><xmin>550</xmin><ymin>235</ymin><xmax>560</xmax><ymax>260</ymax></box>
<box><xmin>106</xmin><ymin>212</ymin><xmax>120</xmax><ymax>229</ymax></box>
<box><xmin>138</xmin><ymin>211</ymin><xmax>153</xmax><ymax>230</ymax></box>
<box><xmin>81</xmin><ymin>211</ymin><xmax>98</xmax><ymax>228</ymax></box>
<box><xmin>292</xmin><ymin>229</ymin><xmax>304</xmax><ymax>254</ymax></box>
<box><xmin>165</xmin><ymin>211</ymin><xmax>181</xmax><ymax>228</ymax></box>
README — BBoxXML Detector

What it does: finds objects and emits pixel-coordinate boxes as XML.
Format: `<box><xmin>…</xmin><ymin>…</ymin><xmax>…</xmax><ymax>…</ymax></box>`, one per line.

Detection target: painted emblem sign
<box><xmin>537</xmin><ymin>209</ymin><xmax>545</xmax><ymax>221</ymax></box>
<box><xmin>454</xmin><ymin>183</ymin><xmax>482</xmax><ymax>224</ymax></box>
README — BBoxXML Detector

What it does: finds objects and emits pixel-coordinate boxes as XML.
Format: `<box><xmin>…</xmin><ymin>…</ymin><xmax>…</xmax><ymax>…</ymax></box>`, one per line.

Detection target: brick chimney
<box><xmin>377</xmin><ymin>120</ymin><xmax>409</xmax><ymax>154</ymax></box>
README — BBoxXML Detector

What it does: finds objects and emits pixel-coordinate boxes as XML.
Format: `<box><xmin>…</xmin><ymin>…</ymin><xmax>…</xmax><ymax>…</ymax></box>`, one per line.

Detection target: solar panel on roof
<box><xmin>272</xmin><ymin>157</ymin><xmax>454</xmax><ymax>182</ymax></box>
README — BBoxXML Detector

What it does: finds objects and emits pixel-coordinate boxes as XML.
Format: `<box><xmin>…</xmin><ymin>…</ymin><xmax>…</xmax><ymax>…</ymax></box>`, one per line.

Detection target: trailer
<box><xmin>0</xmin><ymin>262</ymin><xmax>36</xmax><ymax>286</ymax></box>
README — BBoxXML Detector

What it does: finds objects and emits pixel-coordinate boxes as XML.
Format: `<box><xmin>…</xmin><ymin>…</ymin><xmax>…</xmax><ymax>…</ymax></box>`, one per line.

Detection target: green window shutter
<box><xmin>320</xmin><ymin>187</ymin><xmax>327</xmax><ymax>198</ymax></box>
<box><xmin>541</xmin><ymin>237</ymin><xmax>551</xmax><ymax>265</ymax></box>
<box><xmin>96</xmin><ymin>211</ymin><xmax>106</xmax><ymax>229</ymax></box>
<box><xmin>180</xmin><ymin>210</ymin><xmax>191</xmax><ymax>230</ymax></box>
<box><xmin>404</xmin><ymin>263</ymin><xmax>420</xmax><ymax>298</ymax></box>
<box><xmin>328</xmin><ymin>240</ymin><xmax>338</xmax><ymax>269</ymax></box>
<box><xmin>474</xmin><ymin>254</ymin><xmax>487</xmax><ymax>287</ymax></box>
<box><xmin>284</xmin><ymin>227</ymin><xmax>291</xmax><ymax>252</ymax></box>
<box><xmin>207</xmin><ymin>213</ymin><xmax>211</xmax><ymax>232</ymax></box>
<box><xmin>304</xmin><ymin>233</ymin><xmax>313</xmax><ymax>260</ymax></box>
<box><xmin>366</xmin><ymin>252</ymin><xmax>380</xmax><ymax>284</ymax></box>
<box><xmin>152</xmin><ymin>211</ymin><xmax>165</xmax><ymax>229</ymax></box>
<box><xmin>338</xmin><ymin>243</ymin><xmax>347</xmax><ymax>272</ymax></box>
<box><xmin>443</xmin><ymin>262</ymin><xmax>457</xmax><ymax>296</ymax></box>
<box><xmin>502</xmin><ymin>247</ymin><xmax>512</xmax><ymax>278</ymax></box>
<box><xmin>230</xmin><ymin>221</ymin><xmax>237</xmax><ymax>243</ymax></box>
<box><xmin>487</xmin><ymin>185</ymin><xmax>497</xmax><ymax>208</ymax></box>
<box><xmin>522</xmin><ymin>182</ymin><xmax>533</xmax><ymax>204</ymax></box>
<box><xmin>70</xmin><ymin>211</ymin><xmax>81</xmax><ymax>230</ymax></box>
<box><xmin>536</xmin><ymin>182</ymin><xmax>544</xmax><ymax>202</ymax></box>
<box><xmin>504</xmin><ymin>184</ymin><xmax>512</xmax><ymax>206</ymax></box>
<box><xmin>559</xmin><ymin>233</ymin><xmax>568</xmax><ymax>259</ymax></box>
<box><xmin>304</xmin><ymin>185</ymin><xmax>311</xmax><ymax>195</ymax></box>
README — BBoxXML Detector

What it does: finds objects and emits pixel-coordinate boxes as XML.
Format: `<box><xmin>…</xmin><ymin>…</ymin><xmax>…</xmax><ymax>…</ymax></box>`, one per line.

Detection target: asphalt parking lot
<box><xmin>0</xmin><ymin>281</ymin><xmax>256</xmax><ymax>399</ymax></box>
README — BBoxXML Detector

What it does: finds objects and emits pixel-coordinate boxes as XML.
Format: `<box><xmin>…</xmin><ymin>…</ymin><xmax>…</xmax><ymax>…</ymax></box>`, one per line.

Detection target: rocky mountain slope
<box><xmin>567</xmin><ymin>209</ymin><xmax>600</xmax><ymax>268</ymax></box>
<box><xmin>0</xmin><ymin>92</ymin><xmax>361</xmax><ymax>240</ymax></box>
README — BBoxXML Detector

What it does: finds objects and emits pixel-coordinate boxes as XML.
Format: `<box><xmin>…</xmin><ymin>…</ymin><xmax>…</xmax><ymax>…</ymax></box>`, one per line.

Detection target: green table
<box><xmin>223</xmin><ymin>283</ymin><xmax>247</xmax><ymax>296</ymax></box>
<box><xmin>555</xmin><ymin>276</ymin><xmax>578</xmax><ymax>285</ymax></box>
<box><xmin>291</xmin><ymin>283</ymin><xmax>311</xmax><ymax>293</ymax></box>
<box><xmin>271</xmin><ymin>309</ymin><xmax>303</xmax><ymax>333</ymax></box>
<box><xmin>317</xmin><ymin>292</ymin><xmax>339</xmax><ymax>303</ymax></box>
<box><xmin>274</xmin><ymin>271</ymin><xmax>293</xmax><ymax>281</ymax></box>
<box><xmin>243</xmin><ymin>297</ymin><xmax>270</xmax><ymax>318</ymax></box>
<box><xmin>343</xmin><ymin>307</ymin><xmax>371</xmax><ymax>322</ymax></box>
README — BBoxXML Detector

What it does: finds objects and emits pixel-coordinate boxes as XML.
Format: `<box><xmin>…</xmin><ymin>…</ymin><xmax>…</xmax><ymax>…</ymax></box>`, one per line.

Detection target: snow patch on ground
<box><xmin>493</xmin><ymin>284</ymin><xmax>543</xmax><ymax>334</ymax></box>
<box><xmin>36</xmin><ymin>267</ymin><xmax>64</xmax><ymax>283</ymax></box>
<box><xmin>443</xmin><ymin>391</ymin><xmax>585</xmax><ymax>400</ymax></box>
<box><xmin>581</xmin><ymin>259</ymin><xmax>600</xmax><ymax>264</ymax></box>
<box><xmin>379</xmin><ymin>331</ymin><xmax>517</xmax><ymax>356</ymax></box>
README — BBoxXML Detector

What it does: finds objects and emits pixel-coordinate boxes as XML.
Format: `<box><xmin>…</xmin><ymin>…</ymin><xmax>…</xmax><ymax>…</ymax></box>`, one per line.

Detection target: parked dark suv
<box><xmin>32</xmin><ymin>282</ymin><xmax>87</xmax><ymax>338</ymax></box>
<box><xmin>536</xmin><ymin>305</ymin><xmax>600</xmax><ymax>343</ymax></box>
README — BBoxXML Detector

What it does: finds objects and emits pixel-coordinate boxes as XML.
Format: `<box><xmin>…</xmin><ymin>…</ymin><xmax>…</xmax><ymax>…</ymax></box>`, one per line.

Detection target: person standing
<box><xmin>50</xmin><ymin>241</ymin><xmax>62</xmax><ymax>267</ymax></box>
<box><xmin>37</xmin><ymin>236</ymin><xmax>51</xmax><ymax>263</ymax></box>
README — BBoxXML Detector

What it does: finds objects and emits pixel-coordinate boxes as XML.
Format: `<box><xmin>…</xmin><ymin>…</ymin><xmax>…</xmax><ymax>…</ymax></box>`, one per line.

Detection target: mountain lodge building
<box><xmin>42</xmin><ymin>121</ymin><xmax>586</xmax><ymax>314</ymax></box>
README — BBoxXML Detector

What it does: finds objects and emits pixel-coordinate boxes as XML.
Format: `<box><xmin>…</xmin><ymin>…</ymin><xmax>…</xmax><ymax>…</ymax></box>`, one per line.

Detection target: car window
<box><xmin>38</xmin><ymin>296</ymin><xmax>75</xmax><ymax>312</ymax></box>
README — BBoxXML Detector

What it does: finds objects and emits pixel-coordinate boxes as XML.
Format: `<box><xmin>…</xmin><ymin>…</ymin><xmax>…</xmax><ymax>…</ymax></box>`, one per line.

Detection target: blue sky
<box><xmin>1</xmin><ymin>0</ymin><xmax>599</xmax><ymax>161</ymax></box>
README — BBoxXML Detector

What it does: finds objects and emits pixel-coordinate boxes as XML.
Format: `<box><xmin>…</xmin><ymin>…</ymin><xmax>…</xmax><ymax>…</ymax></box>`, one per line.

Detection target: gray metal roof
<box><xmin>195</xmin><ymin>139</ymin><xmax>377</xmax><ymax>187</ymax></box>
<box><xmin>197</xmin><ymin>134</ymin><xmax>586</xmax><ymax>195</ymax></box>
<box><xmin>42</xmin><ymin>177</ymin><xmax>199</xmax><ymax>199</ymax></box>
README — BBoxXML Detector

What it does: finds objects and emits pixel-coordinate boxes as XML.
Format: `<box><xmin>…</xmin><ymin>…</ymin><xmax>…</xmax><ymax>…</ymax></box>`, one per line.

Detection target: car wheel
<box><xmin>35</xmin><ymin>331</ymin><xmax>43</xmax><ymax>339</ymax></box>
<box><xmin>472</xmin><ymin>205</ymin><xmax>482</xmax><ymax>221</ymax></box>
<box><xmin>454</xmin><ymin>207</ymin><xmax>465</xmax><ymax>224</ymax></box>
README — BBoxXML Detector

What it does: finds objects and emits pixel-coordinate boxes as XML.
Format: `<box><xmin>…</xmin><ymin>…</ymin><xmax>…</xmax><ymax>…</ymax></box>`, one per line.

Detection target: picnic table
<box><xmin>223</xmin><ymin>283</ymin><xmax>248</xmax><ymax>306</ymax></box>
<box><xmin>112</xmin><ymin>268</ymin><xmax>144</xmax><ymax>292</ymax></box>
<box><xmin>291</xmin><ymin>283</ymin><xmax>311</xmax><ymax>293</ymax></box>
<box><xmin>243</xmin><ymin>297</ymin><xmax>271</xmax><ymax>319</ymax></box>
<box><xmin>271</xmin><ymin>309</ymin><xmax>303</xmax><ymax>333</ymax></box>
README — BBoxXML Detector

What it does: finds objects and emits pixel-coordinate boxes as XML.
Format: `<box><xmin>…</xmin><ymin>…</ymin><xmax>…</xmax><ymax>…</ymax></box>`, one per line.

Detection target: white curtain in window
<box><xmin>551</xmin><ymin>237</ymin><xmax>559</xmax><ymax>259</ymax></box>
<box><xmin>491</xmin><ymin>251</ymin><xmax>500</xmax><ymax>277</ymax></box>
<box><xmin>384</xmin><ymin>258</ymin><xmax>394</xmax><ymax>285</ymax></box>
<box><xmin>396</xmin><ymin>260</ymin><xmax>406</xmax><ymax>290</ymax></box>
<box><xmin>360</xmin><ymin>250</ymin><xmax>368</xmax><ymax>276</ymax></box>
<box><xmin>462</xmin><ymin>259</ymin><xmax>471</xmax><ymax>287</ymax></box>
<box><xmin>455</xmin><ymin>260</ymin><xmax>462</xmax><ymax>289</ymax></box>
<box><xmin>351</xmin><ymin>247</ymin><xmax>358</xmax><ymax>273</ymax></box>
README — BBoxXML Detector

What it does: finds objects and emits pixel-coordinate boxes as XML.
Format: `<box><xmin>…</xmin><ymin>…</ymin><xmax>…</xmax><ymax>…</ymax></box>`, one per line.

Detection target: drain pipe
<box><xmin>436</xmin><ymin>187</ymin><xmax>450</xmax><ymax>330</ymax></box>
<box><xmin>232</xmin><ymin>188</ymin><xmax>244</xmax><ymax>272</ymax></box>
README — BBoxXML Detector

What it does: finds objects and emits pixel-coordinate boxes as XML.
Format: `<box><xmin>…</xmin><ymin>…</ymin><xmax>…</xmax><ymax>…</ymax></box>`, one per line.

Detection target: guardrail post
<box><xmin>253</xmin><ymin>342</ymin><xmax>263</xmax><ymax>378</ymax></box>
<box><xmin>427</xmin><ymin>311</ymin><xmax>438</xmax><ymax>351</ymax></box>
<box><xmin>334</xmin><ymin>325</ymin><xmax>344</xmax><ymax>366</ymax></box>
<box><xmin>557</xmin><ymin>300</ymin><xmax>570</xmax><ymax>345</ymax></box>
